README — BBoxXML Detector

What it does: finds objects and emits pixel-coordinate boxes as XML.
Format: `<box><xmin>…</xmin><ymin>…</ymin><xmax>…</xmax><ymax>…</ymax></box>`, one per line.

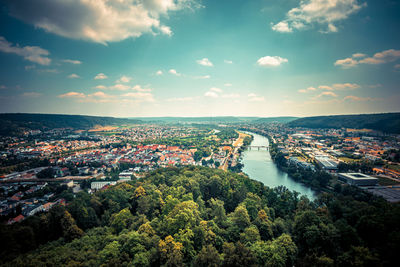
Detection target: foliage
<box><xmin>0</xmin><ymin>113</ymin><xmax>140</xmax><ymax>136</ymax></box>
<box><xmin>288</xmin><ymin>112</ymin><xmax>400</xmax><ymax>134</ymax></box>
<box><xmin>1</xmin><ymin>166</ymin><xmax>399</xmax><ymax>266</ymax></box>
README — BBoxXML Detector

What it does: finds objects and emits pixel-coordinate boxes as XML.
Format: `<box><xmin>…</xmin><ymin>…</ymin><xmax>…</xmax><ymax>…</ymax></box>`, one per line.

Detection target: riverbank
<box><xmin>241</xmin><ymin>131</ymin><xmax>316</xmax><ymax>199</ymax></box>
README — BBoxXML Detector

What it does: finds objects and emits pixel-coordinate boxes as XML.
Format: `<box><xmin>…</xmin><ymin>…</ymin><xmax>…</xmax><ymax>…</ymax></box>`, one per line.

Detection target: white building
<box><xmin>91</xmin><ymin>181</ymin><xmax>117</xmax><ymax>190</ymax></box>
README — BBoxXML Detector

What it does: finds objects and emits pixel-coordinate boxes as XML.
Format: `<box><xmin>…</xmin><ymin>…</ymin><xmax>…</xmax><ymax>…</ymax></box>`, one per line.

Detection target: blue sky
<box><xmin>0</xmin><ymin>0</ymin><xmax>399</xmax><ymax>117</ymax></box>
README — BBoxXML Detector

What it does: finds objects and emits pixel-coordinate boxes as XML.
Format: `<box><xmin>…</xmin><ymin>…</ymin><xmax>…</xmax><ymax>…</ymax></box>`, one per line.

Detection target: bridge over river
<box><xmin>241</xmin><ymin>131</ymin><xmax>315</xmax><ymax>200</ymax></box>
<box><xmin>247</xmin><ymin>145</ymin><xmax>269</xmax><ymax>151</ymax></box>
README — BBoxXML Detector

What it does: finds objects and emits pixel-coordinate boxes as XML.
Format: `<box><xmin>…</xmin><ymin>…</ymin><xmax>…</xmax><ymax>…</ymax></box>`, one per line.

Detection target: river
<box><xmin>241</xmin><ymin>131</ymin><xmax>316</xmax><ymax>200</ymax></box>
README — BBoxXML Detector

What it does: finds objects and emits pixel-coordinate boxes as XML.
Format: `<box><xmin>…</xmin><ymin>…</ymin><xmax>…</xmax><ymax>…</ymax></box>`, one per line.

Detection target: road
<box><xmin>219</xmin><ymin>131</ymin><xmax>250</xmax><ymax>171</ymax></box>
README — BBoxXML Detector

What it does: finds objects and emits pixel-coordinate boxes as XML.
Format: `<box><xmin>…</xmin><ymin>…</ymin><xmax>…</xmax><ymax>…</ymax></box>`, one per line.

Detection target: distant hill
<box><xmin>130</xmin><ymin>116</ymin><xmax>298</xmax><ymax>124</ymax></box>
<box><xmin>288</xmin><ymin>113</ymin><xmax>400</xmax><ymax>134</ymax></box>
<box><xmin>252</xmin><ymin>117</ymin><xmax>298</xmax><ymax>124</ymax></box>
<box><xmin>0</xmin><ymin>113</ymin><xmax>141</xmax><ymax>136</ymax></box>
<box><xmin>129</xmin><ymin>116</ymin><xmax>259</xmax><ymax>123</ymax></box>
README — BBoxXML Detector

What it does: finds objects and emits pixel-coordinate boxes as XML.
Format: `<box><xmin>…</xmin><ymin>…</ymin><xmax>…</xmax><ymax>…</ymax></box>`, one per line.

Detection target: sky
<box><xmin>0</xmin><ymin>0</ymin><xmax>399</xmax><ymax>118</ymax></box>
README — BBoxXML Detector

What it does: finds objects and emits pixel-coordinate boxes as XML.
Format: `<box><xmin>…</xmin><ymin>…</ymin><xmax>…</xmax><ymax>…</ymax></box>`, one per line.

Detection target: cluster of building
<box><xmin>0</xmin><ymin>126</ymin><xmax>247</xmax><ymax>223</ymax></box>
<box><xmin>246</xmin><ymin>124</ymin><xmax>400</xmax><ymax>202</ymax></box>
<box><xmin>0</xmin><ymin>181</ymin><xmax>66</xmax><ymax>224</ymax></box>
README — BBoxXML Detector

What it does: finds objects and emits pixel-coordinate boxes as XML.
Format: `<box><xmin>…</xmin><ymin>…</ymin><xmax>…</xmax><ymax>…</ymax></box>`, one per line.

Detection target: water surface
<box><xmin>241</xmin><ymin>131</ymin><xmax>316</xmax><ymax>200</ymax></box>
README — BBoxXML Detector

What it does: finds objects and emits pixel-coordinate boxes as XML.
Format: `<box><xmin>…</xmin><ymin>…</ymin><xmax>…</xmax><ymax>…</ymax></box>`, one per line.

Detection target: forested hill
<box><xmin>287</xmin><ymin>113</ymin><xmax>400</xmax><ymax>133</ymax></box>
<box><xmin>1</xmin><ymin>167</ymin><xmax>398</xmax><ymax>266</ymax></box>
<box><xmin>252</xmin><ymin>117</ymin><xmax>298</xmax><ymax>124</ymax></box>
<box><xmin>0</xmin><ymin>113</ymin><xmax>141</xmax><ymax>135</ymax></box>
<box><xmin>130</xmin><ymin>116</ymin><xmax>298</xmax><ymax>124</ymax></box>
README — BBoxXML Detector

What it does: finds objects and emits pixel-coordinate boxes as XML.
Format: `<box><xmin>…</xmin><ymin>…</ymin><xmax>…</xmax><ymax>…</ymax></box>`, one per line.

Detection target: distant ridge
<box><xmin>288</xmin><ymin>113</ymin><xmax>400</xmax><ymax>134</ymax></box>
<box><xmin>252</xmin><ymin>116</ymin><xmax>298</xmax><ymax>124</ymax></box>
<box><xmin>129</xmin><ymin>116</ymin><xmax>258</xmax><ymax>123</ymax></box>
<box><xmin>130</xmin><ymin>116</ymin><xmax>298</xmax><ymax>124</ymax></box>
<box><xmin>0</xmin><ymin>113</ymin><xmax>141</xmax><ymax>136</ymax></box>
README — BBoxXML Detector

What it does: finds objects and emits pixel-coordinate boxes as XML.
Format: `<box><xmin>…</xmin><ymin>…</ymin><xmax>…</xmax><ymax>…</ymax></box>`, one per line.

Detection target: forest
<box><xmin>0</xmin><ymin>113</ymin><xmax>140</xmax><ymax>136</ymax></box>
<box><xmin>287</xmin><ymin>112</ymin><xmax>400</xmax><ymax>134</ymax></box>
<box><xmin>0</xmin><ymin>166</ymin><xmax>399</xmax><ymax>266</ymax></box>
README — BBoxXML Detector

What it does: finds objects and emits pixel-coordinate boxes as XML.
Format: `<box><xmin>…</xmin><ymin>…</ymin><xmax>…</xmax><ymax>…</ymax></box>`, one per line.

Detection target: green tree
<box><xmin>194</xmin><ymin>244</ymin><xmax>222</xmax><ymax>267</ymax></box>
<box><xmin>60</xmin><ymin>211</ymin><xmax>84</xmax><ymax>242</ymax></box>
<box><xmin>110</xmin><ymin>208</ymin><xmax>134</xmax><ymax>233</ymax></box>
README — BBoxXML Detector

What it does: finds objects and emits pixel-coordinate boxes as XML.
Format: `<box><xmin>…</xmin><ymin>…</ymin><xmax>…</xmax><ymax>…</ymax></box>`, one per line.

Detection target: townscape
<box><xmin>2</xmin><ymin>121</ymin><xmax>399</xmax><ymax>225</ymax></box>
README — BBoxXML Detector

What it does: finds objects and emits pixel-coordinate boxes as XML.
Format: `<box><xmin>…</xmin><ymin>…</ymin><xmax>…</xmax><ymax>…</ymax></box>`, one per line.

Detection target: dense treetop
<box><xmin>1</xmin><ymin>166</ymin><xmax>399</xmax><ymax>266</ymax></box>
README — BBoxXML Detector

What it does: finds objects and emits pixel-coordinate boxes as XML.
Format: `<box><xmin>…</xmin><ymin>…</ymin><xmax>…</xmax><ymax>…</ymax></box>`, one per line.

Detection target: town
<box><xmin>0</xmin><ymin>124</ymin><xmax>250</xmax><ymax>224</ymax></box>
<box><xmin>1</xmin><ymin>122</ymin><xmax>400</xmax><ymax>225</ymax></box>
<box><xmin>242</xmin><ymin>123</ymin><xmax>400</xmax><ymax>202</ymax></box>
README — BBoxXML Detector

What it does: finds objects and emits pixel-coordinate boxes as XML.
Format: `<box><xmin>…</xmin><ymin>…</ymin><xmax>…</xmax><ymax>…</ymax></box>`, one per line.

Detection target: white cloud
<box><xmin>93</xmin><ymin>84</ymin><xmax>151</xmax><ymax>92</ymax></box>
<box><xmin>5</xmin><ymin>0</ymin><xmax>199</xmax><ymax>44</ymax></box>
<box><xmin>334</xmin><ymin>57</ymin><xmax>358</xmax><ymax>68</ymax></box>
<box><xmin>109</xmin><ymin>84</ymin><xmax>130</xmax><ymax>90</ymax></box>
<box><xmin>67</xmin><ymin>73</ymin><xmax>80</xmax><ymax>79</ymax></box>
<box><xmin>156</xmin><ymin>70</ymin><xmax>163</xmax><ymax>75</ymax></box>
<box><xmin>193</xmin><ymin>75</ymin><xmax>211</xmax><ymax>79</ymax></box>
<box><xmin>248</xmin><ymin>93</ymin><xmax>265</xmax><ymax>102</ymax></box>
<box><xmin>271</xmin><ymin>21</ymin><xmax>292</xmax><ymax>33</ymax></box>
<box><xmin>59</xmin><ymin>92</ymin><xmax>85</xmax><ymax>98</ymax></box>
<box><xmin>313</xmin><ymin>91</ymin><xmax>338</xmax><ymax>99</ymax></box>
<box><xmin>59</xmin><ymin>90</ymin><xmax>118</xmax><ymax>103</ymax></box>
<box><xmin>224</xmin><ymin>83</ymin><xmax>232</xmax><ymax>87</ymax></box>
<box><xmin>302</xmin><ymin>83</ymin><xmax>359</xmax><ymax>92</ymax></box>
<box><xmin>298</xmin><ymin>87</ymin><xmax>316</xmax><ymax>93</ymax></box>
<box><xmin>122</xmin><ymin>92</ymin><xmax>155</xmax><ymax>102</ymax></box>
<box><xmin>257</xmin><ymin>56</ymin><xmax>288</xmax><ymax>67</ymax></box>
<box><xmin>204</xmin><ymin>91</ymin><xmax>218</xmax><ymax>98</ymax></box>
<box><xmin>197</xmin><ymin>58</ymin><xmax>213</xmax><ymax>67</ymax></box>
<box><xmin>132</xmin><ymin>85</ymin><xmax>152</xmax><ymax>92</ymax></box>
<box><xmin>62</xmin><ymin>59</ymin><xmax>81</xmax><ymax>64</ymax></box>
<box><xmin>88</xmin><ymin>91</ymin><xmax>112</xmax><ymax>98</ymax></box>
<box><xmin>332</xmin><ymin>83</ymin><xmax>360</xmax><ymax>90</ymax></box>
<box><xmin>94</xmin><ymin>73</ymin><xmax>108</xmax><ymax>80</ymax></box>
<box><xmin>224</xmin><ymin>59</ymin><xmax>233</xmax><ymax>64</ymax></box>
<box><xmin>210</xmin><ymin>87</ymin><xmax>222</xmax><ymax>93</ymax></box>
<box><xmin>272</xmin><ymin>0</ymin><xmax>366</xmax><ymax>33</ymax></box>
<box><xmin>94</xmin><ymin>85</ymin><xmax>107</xmax><ymax>90</ymax></box>
<box><xmin>117</xmin><ymin>75</ymin><xmax>131</xmax><ymax>83</ymax></box>
<box><xmin>352</xmin><ymin>53</ymin><xmax>366</xmax><ymax>58</ymax></box>
<box><xmin>169</xmin><ymin>69</ymin><xmax>181</xmax><ymax>76</ymax></box>
<box><xmin>359</xmin><ymin>49</ymin><xmax>400</xmax><ymax>64</ymax></box>
<box><xmin>160</xmin><ymin>25</ymin><xmax>173</xmax><ymax>36</ymax></box>
<box><xmin>0</xmin><ymin>36</ymin><xmax>51</xmax><ymax>65</ymax></box>
<box><xmin>344</xmin><ymin>95</ymin><xmax>374</xmax><ymax>101</ymax></box>
<box><xmin>318</xmin><ymin>85</ymin><xmax>333</xmax><ymax>90</ymax></box>
<box><xmin>335</xmin><ymin>49</ymin><xmax>400</xmax><ymax>68</ymax></box>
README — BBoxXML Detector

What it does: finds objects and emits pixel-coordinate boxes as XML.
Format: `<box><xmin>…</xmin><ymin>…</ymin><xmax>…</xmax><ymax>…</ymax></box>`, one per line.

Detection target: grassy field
<box><xmin>338</xmin><ymin>157</ymin><xmax>362</xmax><ymax>163</ymax></box>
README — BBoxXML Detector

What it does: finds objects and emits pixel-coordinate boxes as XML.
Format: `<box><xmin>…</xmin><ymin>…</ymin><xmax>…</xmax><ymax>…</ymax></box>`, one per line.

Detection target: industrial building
<box><xmin>315</xmin><ymin>156</ymin><xmax>338</xmax><ymax>172</ymax></box>
<box><xmin>338</xmin><ymin>172</ymin><xmax>378</xmax><ymax>186</ymax></box>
